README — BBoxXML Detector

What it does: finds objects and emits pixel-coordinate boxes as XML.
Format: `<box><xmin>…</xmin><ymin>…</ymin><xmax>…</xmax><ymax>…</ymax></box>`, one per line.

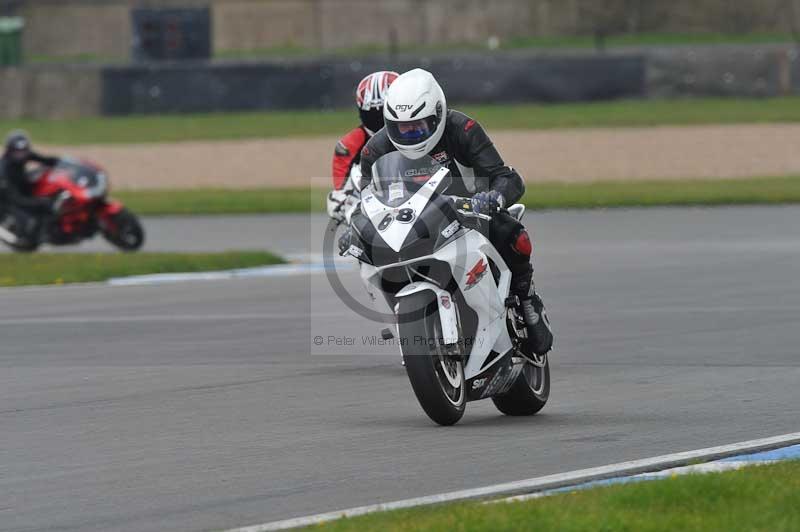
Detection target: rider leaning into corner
<box><xmin>0</xmin><ymin>131</ymin><xmax>68</xmax><ymax>236</ymax></box>
<box><xmin>327</xmin><ymin>70</ymin><xmax>399</xmax><ymax>220</ymax></box>
<box><xmin>343</xmin><ymin>68</ymin><xmax>554</xmax><ymax>357</ymax></box>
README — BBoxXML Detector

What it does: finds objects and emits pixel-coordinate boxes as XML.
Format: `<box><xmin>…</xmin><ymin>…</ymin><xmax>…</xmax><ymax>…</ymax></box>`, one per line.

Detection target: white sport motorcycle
<box><xmin>341</xmin><ymin>152</ymin><xmax>550</xmax><ymax>426</ymax></box>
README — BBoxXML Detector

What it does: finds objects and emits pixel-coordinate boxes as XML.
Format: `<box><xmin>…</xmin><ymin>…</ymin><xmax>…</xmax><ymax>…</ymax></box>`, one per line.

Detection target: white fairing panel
<box><xmin>396</xmin><ymin>282</ymin><xmax>459</xmax><ymax>345</ymax></box>
<box><xmin>360</xmin><ymin>167</ymin><xmax>450</xmax><ymax>252</ymax></box>
<box><xmin>423</xmin><ymin>231</ymin><xmax>513</xmax><ymax>379</ymax></box>
<box><xmin>359</xmin><ymin>229</ymin><xmax>514</xmax><ymax>380</ymax></box>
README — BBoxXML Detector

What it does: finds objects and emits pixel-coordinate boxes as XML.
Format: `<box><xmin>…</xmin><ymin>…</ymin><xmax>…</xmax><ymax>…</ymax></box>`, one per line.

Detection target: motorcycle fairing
<box><xmin>361</xmin><ymin>228</ymin><xmax>514</xmax><ymax>381</ymax></box>
<box><xmin>361</xmin><ymin>166</ymin><xmax>450</xmax><ymax>252</ymax></box>
<box><xmin>395</xmin><ymin>282</ymin><xmax>459</xmax><ymax>345</ymax></box>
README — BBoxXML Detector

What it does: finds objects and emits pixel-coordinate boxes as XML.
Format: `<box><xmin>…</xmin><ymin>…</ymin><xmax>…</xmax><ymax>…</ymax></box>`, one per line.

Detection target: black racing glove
<box><xmin>471</xmin><ymin>190</ymin><xmax>504</xmax><ymax>215</ymax></box>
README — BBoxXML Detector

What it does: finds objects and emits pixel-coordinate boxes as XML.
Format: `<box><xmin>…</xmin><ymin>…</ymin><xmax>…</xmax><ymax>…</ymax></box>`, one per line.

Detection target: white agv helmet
<box><xmin>383</xmin><ymin>68</ymin><xmax>447</xmax><ymax>160</ymax></box>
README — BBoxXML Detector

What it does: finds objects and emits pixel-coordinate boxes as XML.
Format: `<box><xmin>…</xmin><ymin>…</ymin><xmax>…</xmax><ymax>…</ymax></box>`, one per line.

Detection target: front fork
<box><xmin>96</xmin><ymin>199</ymin><xmax>125</xmax><ymax>232</ymax></box>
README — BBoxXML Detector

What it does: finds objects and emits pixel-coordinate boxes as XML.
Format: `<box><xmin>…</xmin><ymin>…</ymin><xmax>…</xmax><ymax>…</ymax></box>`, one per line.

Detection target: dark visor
<box><xmin>386</xmin><ymin>117</ymin><xmax>438</xmax><ymax>146</ymax></box>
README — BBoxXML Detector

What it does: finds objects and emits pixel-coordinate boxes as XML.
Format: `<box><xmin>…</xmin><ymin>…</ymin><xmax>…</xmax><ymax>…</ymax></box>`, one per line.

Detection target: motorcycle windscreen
<box><xmin>29</xmin><ymin>158</ymin><xmax>108</xmax><ymax>199</ymax></box>
<box><xmin>368</xmin><ymin>152</ymin><xmax>449</xmax><ymax>208</ymax></box>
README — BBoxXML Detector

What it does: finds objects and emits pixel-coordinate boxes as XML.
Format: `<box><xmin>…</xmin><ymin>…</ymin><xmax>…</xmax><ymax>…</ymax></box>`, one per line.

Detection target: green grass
<box><xmin>115</xmin><ymin>177</ymin><xmax>800</xmax><ymax>216</ymax></box>
<box><xmin>4</xmin><ymin>97</ymin><xmax>800</xmax><ymax>145</ymax></box>
<box><xmin>116</xmin><ymin>188</ymin><xmax>322</xmax><ymax>215</ymax></box>
<box><xmin>518</xmin><ymin>176</ymin><xmax>800</xmax><ymax>209</ymax></box>
<box><xmin>504</xmin><ymin>31</ymin><xmax>800</xmax><ymax>50</ymax></box>
<box><xmin>0</xmin><ymin>251</ymin><xmax>284</xmax><ymax>287</ymax></box>
<box><xmin>307</xmin><ymin>460</ymin><xmax>800</xmax><ymax>532</ymax></box>
<box><xmin>21</xmin><ymin>32</ymin><xmax>800</xmax><ymax>65</ymax></box>
<box><xmin>26</xmin><ymin>52</ymin><xmax>127</xmax><ymax>65</ymax></box>
<box><xmin>217</xmin><ymin>31</ymin><xmax>799</xmax><ymax>60</ymax></box>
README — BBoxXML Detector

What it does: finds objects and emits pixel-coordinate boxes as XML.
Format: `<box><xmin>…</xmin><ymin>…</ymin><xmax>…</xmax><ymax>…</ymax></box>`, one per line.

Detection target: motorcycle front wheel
<box><xmin>102</xmin><ymin>209</ymin><xmax>145</xmax><ymax>252</ymax></box>
<box><xmin>398</xmin><ymin>291</ymin><xmax>466</xmax><ymax>426</ymax></box>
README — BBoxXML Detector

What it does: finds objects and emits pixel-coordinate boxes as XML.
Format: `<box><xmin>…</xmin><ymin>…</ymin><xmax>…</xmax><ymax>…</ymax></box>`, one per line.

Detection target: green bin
<box><xmin>0</xmin><ymin>17</ymin><xmax>24</xmax><ymax>66</ymax></box>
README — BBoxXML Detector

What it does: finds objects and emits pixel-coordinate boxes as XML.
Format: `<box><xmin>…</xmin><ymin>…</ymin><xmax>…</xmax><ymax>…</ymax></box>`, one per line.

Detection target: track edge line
<box><xmin>223</xmin><ymin>431</ymin><xmax>800</xmax><ymax>532</ymax></box>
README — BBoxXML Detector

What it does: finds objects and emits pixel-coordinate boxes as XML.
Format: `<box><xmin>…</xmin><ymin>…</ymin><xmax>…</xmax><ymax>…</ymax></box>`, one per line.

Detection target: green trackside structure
<box><xmin>0</xmin><ymin>17</ymin><xmax>24</xmax><ymax>66</ymax></box>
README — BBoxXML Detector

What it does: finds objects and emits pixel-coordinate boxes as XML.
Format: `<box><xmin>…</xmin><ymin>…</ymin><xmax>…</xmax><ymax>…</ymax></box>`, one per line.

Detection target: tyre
<box><xmin>0</xmin><ymin>214</ymin><xmax>40</xmax><ymax>252</ymax></box>
<box><xmin>6</xmin><ymin>239</ymin><xmax>40</xmax><ymax>253</ymax></box>
<box><xmin>398</xmin><ymin>291</ymin><xmax>466</xmax><ymax>426</ymax></box>
<box><xmin>102</xmin><ymin>209</ymin><xmax>145</xmax><ymax>252</ymax></box>
<box><xmin>492</xmin><ymin>355</ymin><xmax>550</xmax><ymax>416</ymax></box>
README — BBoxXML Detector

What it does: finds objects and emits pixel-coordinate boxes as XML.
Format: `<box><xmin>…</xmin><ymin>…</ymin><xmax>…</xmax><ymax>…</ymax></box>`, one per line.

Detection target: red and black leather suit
<box><xmin>331</xmin><ymin>126</ymin><xmax>370</xmax><ymax>191</ymax></box>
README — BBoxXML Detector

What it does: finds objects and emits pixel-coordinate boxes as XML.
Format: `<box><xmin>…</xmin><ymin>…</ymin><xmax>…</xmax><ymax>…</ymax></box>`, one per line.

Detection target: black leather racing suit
<box><xmin>359</xmin><ymin>109</ymin><xmax>533</xmax><ymax>291</ymax></box>
<box><xmin>0</xmin><ymin>151</ymin><xmax>59</xmax><ymax>213</ymax></box>
<box><xmin>0</xmin><ymin>152</ymin><xmax>60</xmax><ymax>240</ymax></box>
<box><xmin>357</xmin><ymin>109</ymin><xmax>553</xmax><ymax>355</ymax></box>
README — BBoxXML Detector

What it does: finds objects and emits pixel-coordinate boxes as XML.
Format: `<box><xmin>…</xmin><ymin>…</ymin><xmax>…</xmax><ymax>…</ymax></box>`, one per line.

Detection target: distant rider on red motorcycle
<box><xmin>0</xmin><ymin>131</ymin><xmax>69</xmax><ymax>240</ymax></box>
<box><xmin>327</xmin><ymin>71</ymin><xmax>399</xmax><ymax>221</ymax></box>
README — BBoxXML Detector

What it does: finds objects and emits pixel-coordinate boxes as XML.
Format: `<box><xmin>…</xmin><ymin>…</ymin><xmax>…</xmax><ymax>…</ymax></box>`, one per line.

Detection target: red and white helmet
<box><xmin>355</xmin><ymin>70</ymin><xmax>399</xmax><ymax>135</ymax></box>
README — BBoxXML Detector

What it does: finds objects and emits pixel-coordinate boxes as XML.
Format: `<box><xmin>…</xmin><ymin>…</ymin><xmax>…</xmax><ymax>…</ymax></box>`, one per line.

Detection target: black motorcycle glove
<box><xmin>471</xmin><ymin>190</ymin><xmax>505</xmax><ymax>215</ymax></box>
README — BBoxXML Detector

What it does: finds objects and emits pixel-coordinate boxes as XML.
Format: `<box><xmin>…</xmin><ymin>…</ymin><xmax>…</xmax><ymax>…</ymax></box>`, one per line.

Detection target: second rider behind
<box><xmin>354</xmin><ymin>69</ymin><xmax>554</xmax><ymax>357</ymax></box>
<box><xmin>328</xmin><ymin>71</ymin><xmax>398</xmax><ymax>220</ymax></box>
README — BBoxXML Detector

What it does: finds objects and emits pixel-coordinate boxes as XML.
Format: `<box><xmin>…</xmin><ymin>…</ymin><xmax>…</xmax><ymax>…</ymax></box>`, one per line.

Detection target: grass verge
<box><xmin>219</xmin><ymin>32</ymin><xmax>799</xmax><ymax>61</ymax></box>
<box><xmin>307</xmin><ymin>460</ymin><xmax>800</xmax><ymax>532</ymax></box>
<box><xmin>116</xmin><ymin>188</ymin><xmax>321</xmax><ymax>216</ymax></box>
<box><xmin>3</xmin><ymin>97</ymin><xmax>800</xmax><ymax>145</ymax></box>
<box><xmin>0</xmin><ymin>251</ymin><xmax>284</xmax><ymax>287</ymax></box>
<box><xmin>115</xmin><ymin>176</ymin><xmax>800</xmax><ymax>216</ymax></box>
<box><xmin>32</xmin><ymin>32</ymin><xmax>799</xmax><ymax>64</ymax></box>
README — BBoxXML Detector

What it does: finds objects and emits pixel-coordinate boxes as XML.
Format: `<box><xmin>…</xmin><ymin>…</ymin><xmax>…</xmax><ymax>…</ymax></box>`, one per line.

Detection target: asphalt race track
<box><xmin>0</xmin><ymin>214</ymin><xmax>313</xmax><ymax>255</ymax></box>
<box><xmin>2</xmin><ymin>206</ymin><xmax>800</xmax><ymax>532</ymax></box>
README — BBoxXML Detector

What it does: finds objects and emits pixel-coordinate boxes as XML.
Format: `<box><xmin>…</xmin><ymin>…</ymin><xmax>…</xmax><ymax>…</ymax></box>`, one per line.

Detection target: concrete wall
<box><xmin>0</xmin><ymin>65</ymin><xmax>101</xmax><ymax>118</ymax></box>
<box><xmin>1</xmin><ymin>45</ymin><xmax>799</xmax><ymax>119</ymax></box>
<box><xmin>15</xmin><ymin>0</ymin><xmax>211</xmax><ymax>59</ymax></box>
<box><xmin>213</xmin><ymin>1</ymin><xmax>318</xmax><ymax>51</ymax></box>
<box><xmin>20</xmin><ymin>3</ymin><xmax>130</xmax><ymax>59</ymax></box>
<box><xmin>9</xmin><ymin>0</ymin><xmax>800</xmax><ymax>59</ymax></box>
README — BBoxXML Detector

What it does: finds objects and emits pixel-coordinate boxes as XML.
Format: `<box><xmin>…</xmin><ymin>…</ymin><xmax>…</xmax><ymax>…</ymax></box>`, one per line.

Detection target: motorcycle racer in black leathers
<box><xmin>0</xmin><ymin>131</ymin><xmax>60</xmax><ymax>214</ymax></box>
<box><xmin>352</xmin><ymin>68</ymin><xmax>553</xmax><ymax>357</ymax></box>
<box><xmin>0</xmin><ymin>131</ymin><xmax>65</xmax><ymax>242</ymax></box>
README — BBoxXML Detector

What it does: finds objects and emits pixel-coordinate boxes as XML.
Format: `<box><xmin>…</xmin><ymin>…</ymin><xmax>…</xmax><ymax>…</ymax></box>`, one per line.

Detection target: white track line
<box><xmin>223</xmin><ymin>431</ymin><xmax>800</xmax><ymax>532</ymax></box>
<box><xmin>494</xmin><ymin>460</ymin><xmax>762</xmax><ymax>504</ymax></box>
<box><xmin>0</xmin><ymin>312</ymin><xmax>345</xmax><ymax>326</ymax></box>
<box><xmin>107</xmin><ymin>263</ymin><xmax>339</xmax><ymax>286</ymax></box>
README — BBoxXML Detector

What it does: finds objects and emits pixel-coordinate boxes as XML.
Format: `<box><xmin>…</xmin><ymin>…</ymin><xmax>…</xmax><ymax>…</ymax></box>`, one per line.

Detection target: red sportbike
<box><xmin>0</xmin><ymin>158</ymin><xmax>145</xmax><ymax>252</ymax></box>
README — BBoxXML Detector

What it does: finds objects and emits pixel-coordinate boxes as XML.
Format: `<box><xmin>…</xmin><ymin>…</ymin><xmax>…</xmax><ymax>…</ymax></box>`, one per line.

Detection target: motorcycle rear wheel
<box><xmin>6</xmin><ymin>239</ymin><xmax>40</xmax><ymax>253</ymax></box>
<box><xmin>0</xmin><ymin>214</ymin><xmax>40</xmax><ymax>252</ymax></box>
<box><xmin>492</xmin><ymin>355</ymin><xmax>550</xmax><ymax>416</ymax></box>
<box><xmin>399</xmin><ymin>291</ymin><xmax>466</xmax><ymax>426</ymax></box>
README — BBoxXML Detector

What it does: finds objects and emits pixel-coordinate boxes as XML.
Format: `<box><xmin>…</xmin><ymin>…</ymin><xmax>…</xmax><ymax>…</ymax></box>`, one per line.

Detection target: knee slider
<box><xmin>512</xmin><ymin>229</ymin><xmax>532</xmax><ymax>256</ymax></box>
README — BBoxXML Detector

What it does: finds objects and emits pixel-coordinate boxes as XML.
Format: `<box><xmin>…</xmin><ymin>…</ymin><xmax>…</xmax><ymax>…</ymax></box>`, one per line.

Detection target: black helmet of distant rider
<box><xmin>4</xmin><ymin>131</ymin><xmax>32</xmax><ymax>164</ymax></box>
<box><xmin>1</xmin><ymin>131</ymin><xmax>60</xmax><ymax>202</ymax></box>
